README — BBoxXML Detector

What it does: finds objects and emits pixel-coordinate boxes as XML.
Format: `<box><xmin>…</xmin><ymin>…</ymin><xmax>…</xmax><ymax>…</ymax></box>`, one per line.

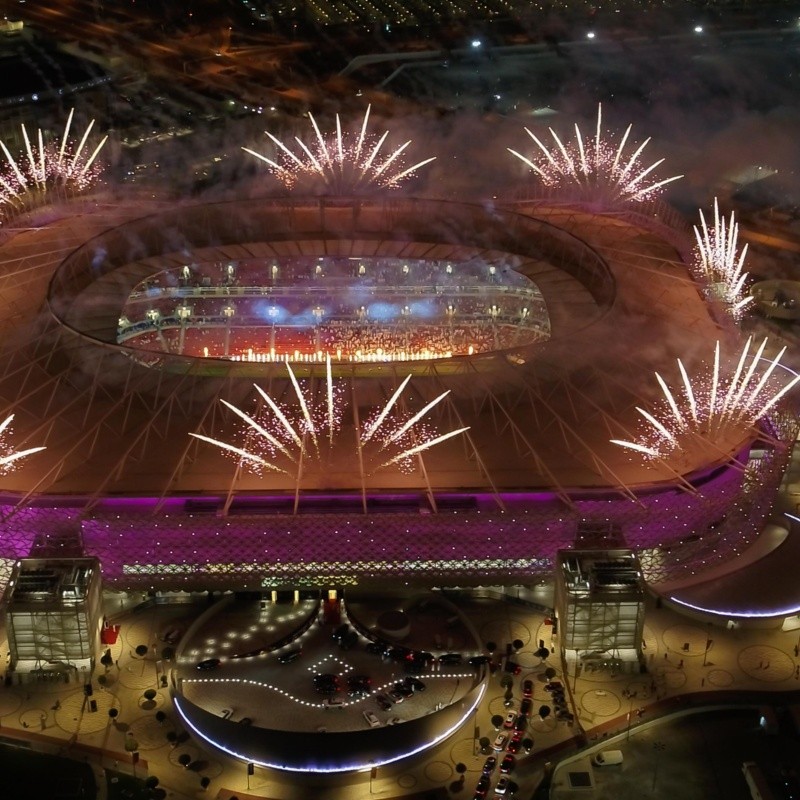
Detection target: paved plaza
<box><xmin>0</xmin><ymin>581</ymin><xmax>799</xmax><ymax>799</ymax></box>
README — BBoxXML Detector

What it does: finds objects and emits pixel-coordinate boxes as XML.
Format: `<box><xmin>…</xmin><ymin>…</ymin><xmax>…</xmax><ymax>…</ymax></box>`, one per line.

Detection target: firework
<box><xmin>0</xmin><ymin>109</ymin><xmax>107</xmax><ymax>220</ymax></box>
<box><xmin>190</xmin><ymin>359</ymin><xmax>468</xmax><ymax>475</ymax></box>
<box><xmin>361</xmin><ymin>381</ymin><xmax>468</xmax><ymax>474</ymax></box>
<box><xmin>0</xmin><ymin>414</ymin><xmax>46</xmax><ymax>474</ymax></box>
<box><xmin>508</xmin><ymin>104</ymin><xmax>682</xmax><ymax>203</ymax></box>
<box><xmin>693</xmin><ymin>198</ymin><xmax>753</xmax><ymax>319</ymax></box>
<box><xmin>611</xmin><ymin>338</ymin><xmax>800</xmax><ymax>459</ymax></box>
<box><xmin>242</xmin><ymin>105</ymin><xmax>436</xmax><ymax>193</ymax></box>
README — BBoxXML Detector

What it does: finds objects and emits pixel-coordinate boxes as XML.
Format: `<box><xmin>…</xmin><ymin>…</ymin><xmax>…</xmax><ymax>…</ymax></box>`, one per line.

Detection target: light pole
<box><xmin>625</xmin><ymin>691</ymin><xmax>637</xmax><ymax>739</ymax></box>
<box><xmin>652</xmin><ymin>741</ymin><xmax>666</xmax><ymax>792</ymax></box>
<box><xmin>702</xmin><ymin>624</ymin><xmax>712</xmax><ymax>667</ymax></box>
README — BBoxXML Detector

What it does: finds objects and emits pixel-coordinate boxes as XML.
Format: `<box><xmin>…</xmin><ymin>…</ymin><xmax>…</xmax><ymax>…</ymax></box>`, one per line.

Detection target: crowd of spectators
<box><xmin>125</xmin><ymin>319</ymin><xmax>546</xmax><ymax>362</ymax></box>
<box><xmin>119</xmin><ymin>256</ymin><xmax>550</xmax><ymax>361</ymax></box>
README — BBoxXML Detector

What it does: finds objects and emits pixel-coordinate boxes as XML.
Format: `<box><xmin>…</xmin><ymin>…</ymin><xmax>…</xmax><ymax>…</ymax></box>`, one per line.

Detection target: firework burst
<box><xmin>190</xmin><ymin>361</ymin><xmax>468</xmax><ymax>476</ymax></box>
<box><xmin>242</xmin><ymin>105</ymin><xmax>436</xmax><ymax>194</ymax></box>
<box><xmin>508</xmin><ymin>104</ymin><xmax>682</xmax><ymax>203</ymax></box>
<box><xmin>611</xmin><ymin>338</ymin><xmax>800</xmax><ymax>460</ymax></box>
<box><xmin>359</xmin><ymin>374</ymin><xmax>469</xmax><ymax>474</ymax></box>
<box><xmin>0</xmin><ymin>414</ymin><xmax>46</xmax><ymax>475</ymax></box>
<box><xmin>0</xmin><ymin>109</ymin><xmax>107</xmax><ymax>221</ymax></box>
<box><xmin>693</xmin><ymin>198</ymin><xmax>753</xmax><ymax>320</ymax></box>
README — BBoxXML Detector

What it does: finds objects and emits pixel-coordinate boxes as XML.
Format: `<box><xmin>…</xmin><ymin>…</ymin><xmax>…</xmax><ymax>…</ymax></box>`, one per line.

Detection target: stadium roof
<box><xmin>0</xmin><ymin>195</ymin><xmax>742</xmax><ymax>516</ymax></box>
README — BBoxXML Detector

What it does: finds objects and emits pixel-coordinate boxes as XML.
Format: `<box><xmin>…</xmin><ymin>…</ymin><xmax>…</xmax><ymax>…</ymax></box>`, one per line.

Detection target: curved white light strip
<box><xmin>668</xmin><ymin>594</ymin><xmax>800</xmax><ymax>620</ymax></box>
<box><xmin>183</xmin><ymin>673</ymin><xmax>476</xmax><ymax>710</ymax></box>
<box><xmin>173</xmin><ymin>680</ymin><xmax>486</xmax><ymax>774</ymax></box>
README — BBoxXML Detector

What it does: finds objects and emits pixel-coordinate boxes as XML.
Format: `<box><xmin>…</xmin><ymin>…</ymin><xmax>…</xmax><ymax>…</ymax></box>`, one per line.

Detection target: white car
<box><xmin>363</xmin><ymin>710</ymin><xmax>381</xmax><ymax>728</ymax></box>
<box><xmin>495</xmin><ymin>777</ymin><xmax>510</xmax><ymax>795</ymax></box>
<box><xmin>493</xmin><ymin>732</ymin><xmax>508</xmax><ymax>750</ymax></box>
<box><xmin>503</xmin><ymin>710</ymin><xmax>517</xmax><ymax>729</ymax></box>
<box><xmin>593</xmin><ymin>749</ymin><xmax>623</xmax><ymax>766</ymax></box>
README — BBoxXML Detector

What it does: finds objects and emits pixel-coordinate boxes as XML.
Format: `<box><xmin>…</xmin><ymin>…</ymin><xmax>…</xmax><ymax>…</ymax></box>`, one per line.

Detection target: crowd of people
<box><xmin>124</xmin><ymin>318</ymin><xmax>547</xmax><ymax>362</ymax></box>
<box><xmin>119</xmin><ymin>256</ymin><xmax>551</xmax><ymax>362</ymax></box>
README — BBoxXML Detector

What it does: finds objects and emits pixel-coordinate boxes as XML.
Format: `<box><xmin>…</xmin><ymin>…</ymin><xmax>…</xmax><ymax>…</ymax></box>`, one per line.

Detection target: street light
<box><xmin>702</xmin><ymin>624</ymin><xmax>713</xmax><ymax>666</ymax></box>
<box><xmin>652</xmin><ymin>741</ymin><xmax>666</xmax><ymax>791</ymax></box>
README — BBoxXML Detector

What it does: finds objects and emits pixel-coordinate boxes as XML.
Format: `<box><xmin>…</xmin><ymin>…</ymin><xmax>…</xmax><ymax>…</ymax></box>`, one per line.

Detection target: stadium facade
<box><xmin>0</xmin><ymin>187</ymin><xmax>793</xmax><ymax>600</ymax></box>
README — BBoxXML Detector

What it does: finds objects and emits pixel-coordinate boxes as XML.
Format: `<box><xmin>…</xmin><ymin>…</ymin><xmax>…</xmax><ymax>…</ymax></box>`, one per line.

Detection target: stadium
<box><xmin>0</xmin><ymin>104</ymin><xmax>794</xmax><ymax>601</ymax></box>
<box><xmin>0</xmin><ymin>177</ymin><xmax>794</xmax><ymax>596</ymax></box>
<box><xmin>0</xmin><ymin>105</ymin><xmax>798</xmax><ymax>773</ymax></box>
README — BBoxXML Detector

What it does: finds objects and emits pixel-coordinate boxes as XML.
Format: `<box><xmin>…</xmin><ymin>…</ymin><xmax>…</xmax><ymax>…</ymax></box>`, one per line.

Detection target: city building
<box><xmin>5</xmin><ymin>558</ymin><xmax>102</xmax><ymax>675</ymax></box>
<box><xmin>555</xmin><ymin>549</ymin><xmax>645</xmax><ymax>665</ymax></box>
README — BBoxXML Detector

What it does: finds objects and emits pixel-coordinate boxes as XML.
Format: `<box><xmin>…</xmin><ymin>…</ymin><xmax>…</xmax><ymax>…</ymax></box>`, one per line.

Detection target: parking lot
<box><xmin>177</xmin><ymin>594</ymin><xmax>482</xmax><ymax>733</ymax></box>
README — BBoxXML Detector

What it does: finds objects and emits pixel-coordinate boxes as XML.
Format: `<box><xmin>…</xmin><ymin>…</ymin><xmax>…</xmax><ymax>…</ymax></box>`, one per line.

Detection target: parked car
<box><xmin>410</xmin><ymin>650</ymin><xmax>434</xmax><ymax>664</ymax></box>
<box><xmin>375</xmin><ymin>694</ymin><xmax>392</xmax><ymax>711</ymax></box>
<box><xmin>438</xmin><ymin>653</ymin><xmax>462</xmax><ymax>665</ymax></box>
<box><xmin>326</xmin><ymin>696</ymin><xmax>344</xmax><ymax>707</ymax></box>
<box><xmin>332</xmin><ymin>623</ymin><xmax>350</xmax><ymax>643</ymax></box>
<box><xmin>522</xmin><ymin>679</ymin><xmax>533</xmax><ymax>698</ymax></box>
<box><xmin>366</xmin><ymin>642</ymin><xmax>385</xmax><ymax>655</ymax></box>
<box><xmin>592</xmin><ymin>749</ymin><xmax>623</xmax><ymax>766</ymax></box>
<box><xmin>340</xmin><ymin>631</ymin><xmax>359</xmax><ymax>650</ymax></box>
<box><xmin>195</xmin><ymin>658</ymin><xmax>221</xmax><ymax>670</ymax></box>
<box><xmin>514</xmin><ymin>715</ymin><xmax>528</xmax><ymax>731</ymax></box>
<box><xmin>503</xmin><ymin>711</ymin><xmax>517</xmax><ymax>729</ymax></box>
<box><xmin>314</xmin><ymin>673</ymin><xmax>341</xmax><ymax>694</ymax></box>
<box><xmin>277</xmin><ymin>648</ymin><xmax>302</xmax><ymax>664</ymax></box>
<box><xmin>363</xmin><ymin>710</ymin><xmax>381</xmax><ymax>728</ymax></box>
<box><xmin>482</xmin><ymin>756</ymin><xmax>497</xmax><ymax>774</ymax></box>
<box><xmin>388</xmin><ymin>689</ymin><xmax>405</xmax><ymax>704</ymax></box>
<box><xmin>507</xmin><ymin>732</ymin><xmax>523</xmax><ymax>754</ymax></box>
<box><xmin>468</xmin><ymin>655</ymin><xmax>491</xmax><ymax>666</ymax></box>
<box><xmin>493</xmin><ymin>732</ymin><xmax>508</xmax><ymax>750</ymax></box>
<box><xmin>500</xmin><ymin>754</ymin><xmax>516</xmax><ymax>774</ymax></box>
<box><xmin>545</xmin><ymin>682</ymin><xmax>563</xmax><ymax>692</ymax></box>
<box><xmin>520</xmin><ymin>698</ymin><xmax>532</xmax><ymax>715</ymax></box>
<box><xmin>393</xmin><ymin>682</ymin><xmax>414</xmax><ymax>698</ymax></box>
<box><xmin>495</xmin><ymin>776</ymin><xmax>510</xmax><ymax>795</ymax></box>
<box><xmin>404</xmin><ymin>676</ymin><xmax>426</xmax><ymax>692</ymax></box>
<box><xmin>347</xmin><ymin>674</ymin><xmax>371</xmax><ymax>696</ymax></box>
<box><xmin>238</xmin><ymin>717</ymin><xmax>253</xmax><ymax>725</ymax></box>
<box><xmin>475</xmin><ymin>775</ymin><xmax>490</xmax><ymax>796</ymax></box>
